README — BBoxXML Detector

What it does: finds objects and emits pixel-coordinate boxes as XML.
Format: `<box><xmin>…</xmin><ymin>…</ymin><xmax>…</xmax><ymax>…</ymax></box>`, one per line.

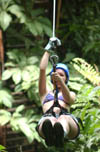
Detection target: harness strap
<box><xmin>76</xmin><ymin>117</ymin><xmax>84</xmax><ymax>129</ymax></box>
<box><xmin>44</xmin><ymin>102</ymin><xmax>68</xmax><ymax>118</ymax></box>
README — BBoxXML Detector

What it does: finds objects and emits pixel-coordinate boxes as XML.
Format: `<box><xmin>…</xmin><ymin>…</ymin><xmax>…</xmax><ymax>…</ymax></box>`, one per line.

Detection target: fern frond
<box><xmin>72</xmin><ymin>58</ymin><xmax>100</xmax><ymax>86</ymax></box>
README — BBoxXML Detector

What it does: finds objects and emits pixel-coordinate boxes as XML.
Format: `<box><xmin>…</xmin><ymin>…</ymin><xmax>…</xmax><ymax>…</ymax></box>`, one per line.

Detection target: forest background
<box><xmin>0</xmin><ymin>0</ymin><xmax>100</xmax><ymax>152</ymax></box>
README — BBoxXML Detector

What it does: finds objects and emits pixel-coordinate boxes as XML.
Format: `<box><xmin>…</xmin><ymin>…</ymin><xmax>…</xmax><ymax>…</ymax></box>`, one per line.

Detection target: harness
<box><xmin>44</xmin><ymin>103</ymin><xmax>69</xmax><ymax>119</ymax></box>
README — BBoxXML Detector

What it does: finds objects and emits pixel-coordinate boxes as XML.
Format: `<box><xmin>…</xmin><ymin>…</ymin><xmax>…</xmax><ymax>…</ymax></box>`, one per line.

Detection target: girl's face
<box><xmin>56</xmin><ymin>69</ymin><xmax>67</xmax><ymax>84</ymax></box>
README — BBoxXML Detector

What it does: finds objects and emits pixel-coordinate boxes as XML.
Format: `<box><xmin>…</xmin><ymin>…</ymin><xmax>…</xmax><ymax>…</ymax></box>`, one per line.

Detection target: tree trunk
<box><xmin>0</xmin><ymin>30</ymin><xmax>4</xmax><ymax>79</ymax></box>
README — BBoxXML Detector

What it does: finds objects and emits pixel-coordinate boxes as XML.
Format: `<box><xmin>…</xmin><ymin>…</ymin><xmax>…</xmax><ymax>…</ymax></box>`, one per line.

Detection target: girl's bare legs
<box><xmin>57</xmin><ymin>115</ymin><xmax>79</xmax><ymax>139</ymax></box>
<box><xmin>38</xmin><ymin>115</ymin><xmax>79</xmax><ymax>139</ymax></box>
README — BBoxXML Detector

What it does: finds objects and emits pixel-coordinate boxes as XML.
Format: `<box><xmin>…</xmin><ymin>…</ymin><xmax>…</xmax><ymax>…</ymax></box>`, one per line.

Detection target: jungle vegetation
<box><xmin>0</xmin><ymin>0</ymin><xmax>100</xmax><ymax>152</ymax></box>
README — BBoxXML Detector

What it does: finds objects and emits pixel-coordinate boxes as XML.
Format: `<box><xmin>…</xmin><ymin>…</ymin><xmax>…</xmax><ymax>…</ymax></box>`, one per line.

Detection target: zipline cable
<box><xmin>53</xmin><ymin>0</ymin><xmax>56</xmax><ymax>38</ymax></box>
<box><xmin>44</xmin><ymin>0</ymin><xmax>61</xmax><ymax>50</ymax></box>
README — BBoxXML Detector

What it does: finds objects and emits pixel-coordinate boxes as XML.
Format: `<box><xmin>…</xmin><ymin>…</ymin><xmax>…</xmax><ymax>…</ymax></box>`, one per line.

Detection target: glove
<box><xmin>44</xmin><ymin>37</ymin><xmax>61</xmax><ymax>51</ymax></box>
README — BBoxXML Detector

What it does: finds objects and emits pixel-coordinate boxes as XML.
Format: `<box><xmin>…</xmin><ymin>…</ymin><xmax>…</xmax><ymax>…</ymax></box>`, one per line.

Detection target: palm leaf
<box><xmin>72</xmin><ymin>58</ymin><xmax>100</xmax><ymax>85</ymax></box>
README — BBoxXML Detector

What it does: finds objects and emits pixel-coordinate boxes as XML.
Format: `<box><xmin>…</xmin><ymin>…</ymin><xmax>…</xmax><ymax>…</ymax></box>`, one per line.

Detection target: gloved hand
<box><xmin>44</xmin><ymin>37</ymin><xmax>61</xmax><ymax>51</ymax></box>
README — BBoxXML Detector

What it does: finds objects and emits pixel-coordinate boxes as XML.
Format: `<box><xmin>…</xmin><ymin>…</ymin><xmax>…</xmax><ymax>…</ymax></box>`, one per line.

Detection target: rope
<box><xmin>53</xmin><ymin>0</ymin><xmax>56</xmax><ymax>38</ymax></box>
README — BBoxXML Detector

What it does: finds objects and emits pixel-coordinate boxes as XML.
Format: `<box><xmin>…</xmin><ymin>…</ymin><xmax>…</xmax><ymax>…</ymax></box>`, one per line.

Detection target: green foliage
<box><xmin>69</xmin><ymin>82</ymin><xmax>100</xmax><ymax>152</ymax></box>
<box><xmin>25</xmin><ymin>15</ymin><xmax>52</xmax><ymax>36</ymax></box>
<box><xmin>68</xmin><ymin>66</ymin><xmax>87</xmax><ymax>92</ymax></box>
<box><xmin>0</xmin><ymin>81</ymin><xmax>13</xmax><ymax>108</ymax></box>
<box><xmin>0</xmin><ymin>145</ymin><xmax>7</xmax><ymax>152</ymax></box>
<box><xmin>58</xmin><ymin>0</ymin><xmax>100</xmax><ymax>64</ymax></box>
<box><xmin>10</xmin><ymin>105</ymin><xmax>42</xmax><ymax>143</ymax></box>
<box><xmin>68</xmin><ymin>58</ymin><xmax>100</xmax><ymax>151</ymax></box>
<box><xmin>0</xmin><ymin>0</ymin><xmax>52</xmax><ymax>37</ymax></box>
<box><xmin>56</xmin><ymin>84</ymin><xmax>100</xmax><ymax>152</ymax></box>
<box><xmin>0</xmin><ymin>0</ymin><xmax>12</xmax><ymax>30</ymax></box>
<box><xmin>0</xmin><ymin>48</ymin><xmax>53</xmax><ymax>145</ymax></box>
<box><xmin>58</xmin><ymin>58</ymin><xmax>100</xmax><ymax>152</ymax></box>
<box><xmin>72</xmin><ymin>58</ymin><xmax>100</xmax><ymax>86</ymax></box>
<box><xmin>0</xmin><ymin>110</ymin><xmax>11</xmax><ymax>125</ymax></box>
<box><xmin>0</xmin><ymin>0</ymin><xmax>25</xmax><ymax>30</ymax></box>
<box><xmin>2</xmin><ymin>50</ymin><xmax>40</xmax><ymax>102</ymax></box>
<box><xmin>2</xmin><ymin>49</ymin><xmax>39</xmax><ymax>84</ymax></box>
<box><xmin>0</xmin><ymin>105</ymin><xmax>42</xmax><ymax>144</ymax></box>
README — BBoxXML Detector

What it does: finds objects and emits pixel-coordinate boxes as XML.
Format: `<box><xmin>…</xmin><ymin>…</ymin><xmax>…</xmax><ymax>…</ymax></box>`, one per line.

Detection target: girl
<box><xmin>36</xmin><ymin>41</ymin><xmax>80</xmax><ymax>147</ymax></box>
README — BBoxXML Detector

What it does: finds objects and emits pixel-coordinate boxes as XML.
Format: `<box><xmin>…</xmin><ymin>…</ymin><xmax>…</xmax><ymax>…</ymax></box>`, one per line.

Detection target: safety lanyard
<box><xmin>53</xmin><ymin>60</ymin><xmax>58</xmax><ymax>104</ymax></box>
<box><xmin>50</xmin><ymin>55</ymin><xmax>59</xmax><ymax>105</ymax></box>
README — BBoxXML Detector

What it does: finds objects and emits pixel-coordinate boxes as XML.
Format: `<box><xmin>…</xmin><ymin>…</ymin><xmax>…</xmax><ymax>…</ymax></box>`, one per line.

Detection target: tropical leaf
<box><xmin>2</xmin><ymin>69</ymin><xmax>13</xmax><ymax>80</ymax></box>
<box><xmin>5</xmin><ymin>62</ymin><xmax>16</xmax><ymax>67</ymax></box>
<box><xmin>0</xmin><ymin>89</ymin><xmax>13</xmax><ymax>108</ymax></box>
<box><xmin>10</xmin><ymin>105</ymin><xmax>41</xmax><ymax>143</ymax></box>
<box><xmin>88</xmin><ymin>86</ymin><xmax>100</xmax><ymax>98</ymax></box>
<box><xmin>21</xmin><ymin>70</ymin><xmax>31</xmax><ymax>81</ymax></box>
<box><xmin>8</xmin><ymin>4</ymin><xmax>26</xmax><ymax>23</ymax></box>
<box><xmin>16</xmin><ymin>105</ymin><xmax>25</xmax><ymax>113</ymax></box>
<box><xmin>18</xmin><ymin>118</ymin><xmax>34</xmax><ymax>143</ymax></box>
<box><xmin>27</xmin><ymin>56</ymin><xmax>38</xmax><ymax>65</ymax></box>
<box><xmin>72</xmin><ymin>58</ymin><xmax>100</xmax><ymax>85</ymax></box>
<box><xmin>0</xmin><ymin>0</ymin><xmax>13</xmax><ymax>10</ymax></box>
<box><xmin>33</xmin><ymin>20</ymin><xmax>43</xmax><ymax>35</ymax></box>
<box><xmin>0</xmin><ymin>144</ymin><xmax>7</xmax><ymax>152</ymax></box>
<box><xmin>26</xmin><ymin>20</ymin><xmax>39</xmax><ymax>36</ymax></box>
<box><xmin>0</xmin><ymin>11</ymin><xmax>12</xmax><ymax>30</ymax></box>
<box><xmin>0</xmin><ymin>110</ymin><xmax>11</xmax><ymax>125</ymax></box>
<box><xmin>31</xmin><ymin>9</ymin><xmax>44</xmax><ymax>17</ymax></box>
<box><xmin>12</xmin><ymin>69</ymin><xmax>22</xmax><ymax>84</ymax></box>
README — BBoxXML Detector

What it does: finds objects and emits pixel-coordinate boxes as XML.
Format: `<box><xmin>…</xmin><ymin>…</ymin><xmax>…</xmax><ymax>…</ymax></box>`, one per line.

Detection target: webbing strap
<box><xmin>49</xmin><ymin>55</ymin><xmax>59</xmax><ymax>106</ymax></box>
<box><xmin>44</xmin><ymin>104</ymin><xmax>68</xmax><ymax>118</ymax></box>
